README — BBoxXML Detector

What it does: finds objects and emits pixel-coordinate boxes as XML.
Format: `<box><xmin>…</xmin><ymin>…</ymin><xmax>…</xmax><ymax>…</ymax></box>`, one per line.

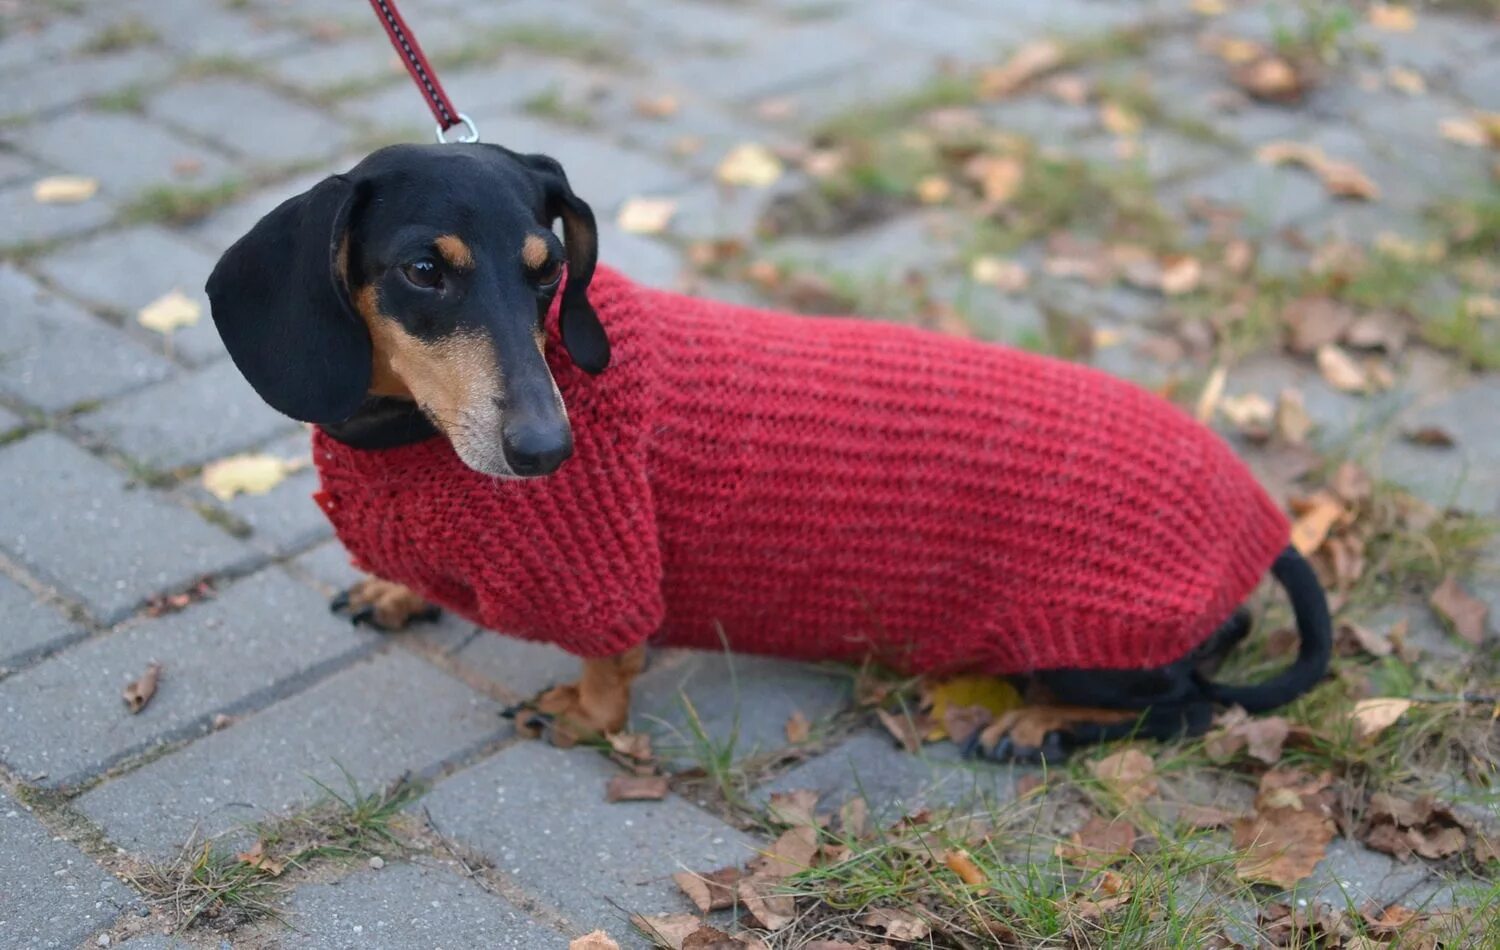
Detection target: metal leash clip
<box><xmin>435</xmin><ymin>113</ymin><xmax>480</xmax><ymax>144</ymax></box>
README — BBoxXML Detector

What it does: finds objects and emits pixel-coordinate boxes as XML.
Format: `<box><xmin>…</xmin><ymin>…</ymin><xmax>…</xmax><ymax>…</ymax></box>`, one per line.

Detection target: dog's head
<box><xmin>206</xmin><ymin>143</ymin><xmax>607</xmax><ymax>478</ymax></box>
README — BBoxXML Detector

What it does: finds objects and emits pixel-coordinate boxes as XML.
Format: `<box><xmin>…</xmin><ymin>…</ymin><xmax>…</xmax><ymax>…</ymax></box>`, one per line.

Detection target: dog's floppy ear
<box><xmin>205</xmin><ymin>175</ymin><xmax>372</xmax><ymax>423</ymax></box>
<box><xmin>520</xmin><ymin>153</ymin><xmax>608</xmax><ymax>374</ymax></box>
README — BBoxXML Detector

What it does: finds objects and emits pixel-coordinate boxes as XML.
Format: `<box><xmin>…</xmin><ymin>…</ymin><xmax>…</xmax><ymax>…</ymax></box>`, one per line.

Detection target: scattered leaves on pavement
<box><xmin>1233</xmin><ymin>769</ymin><xmax>1337</xmax><ymax>887</ymax></box>
<box><xmin>137</xmin><ymin>289</ymin><xmax>202</xmax><ymax>334</ymax></box>
<box><xmin>875</xmin><ymin>708</ymin><xmax>924</xmax><ymax>754</ymax></box>
<box><xmin>1368</xmin><ymin>3</ymin><xmax>1416</xmax><ymax>32</ymax></box>
<box><xmin>1258</xmin><ymin>141</ymin><xmax>1381</xmax><ymax>201</ymax></box>
<box><xmin>633</xmin><ymin>94</ymin><xmax>680</xmax><ymax>119</ymax></box>
<box><xmin>737</xmin><ymin>877</ymin><xmax>796</xmax><ymax>931</ymax></box>
<box><xmin>122</xmin><ymin>662</ymin><xmax>162</xmax><ymax>714</ymax></box>
<box><xmin>1363</xmin><ymin>793</ymin><xmax>1473</xmax><ymax>861</ymax></box>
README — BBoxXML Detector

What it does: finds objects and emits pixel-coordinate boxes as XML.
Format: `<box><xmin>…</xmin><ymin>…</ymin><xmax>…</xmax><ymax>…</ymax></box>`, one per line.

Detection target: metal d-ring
<box><xmin>435</xmin><ymin>112</ymin><xmax>480</xmax><ymax>144</ymax></box>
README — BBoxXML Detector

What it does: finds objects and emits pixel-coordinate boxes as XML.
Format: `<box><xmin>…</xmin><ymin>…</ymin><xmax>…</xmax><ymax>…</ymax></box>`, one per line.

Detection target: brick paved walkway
<box><xmin>1</xmin><ymin>0</ymin><xmax>1497</xmax><ymax>947</ymax></box>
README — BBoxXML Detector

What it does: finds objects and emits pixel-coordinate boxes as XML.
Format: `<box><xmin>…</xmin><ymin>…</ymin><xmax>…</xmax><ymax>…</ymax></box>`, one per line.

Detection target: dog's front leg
<box><xmin>516</xmin><ymin>645</ymin><xmax>646</xmax><ymax>747</ymax></box>
<box><xmin>330</xmin><ymin>576</ymin><xmax>441</xmax><ymax>630</ymax></box>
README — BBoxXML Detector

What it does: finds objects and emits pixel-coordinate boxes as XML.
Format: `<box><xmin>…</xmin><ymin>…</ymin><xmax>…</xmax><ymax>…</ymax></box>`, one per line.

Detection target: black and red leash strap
<box><xmin>366</xmin><ymin>0</ymin><xmax>478</xmax><ymax>142</ymax></box>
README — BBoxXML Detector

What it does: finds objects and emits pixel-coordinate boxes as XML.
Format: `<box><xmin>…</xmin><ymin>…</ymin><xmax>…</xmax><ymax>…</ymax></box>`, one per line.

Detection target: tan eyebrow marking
<box><xmin>434</xmin><ymin>234</ymin><xmax>474</xmax><ymax>270</ymax></box>
<box><xmin>521</xmin><ymin>233</ymin><xmax>549</xmax><ymax>270</ymax></box>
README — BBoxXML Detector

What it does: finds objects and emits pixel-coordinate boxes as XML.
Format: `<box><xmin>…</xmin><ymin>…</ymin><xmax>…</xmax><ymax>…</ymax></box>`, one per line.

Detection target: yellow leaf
<box><xmin>32</xmin><ymin>175</ymin><xmax>99</xmax><ymax>204</ymax></box>
<box><xmin>137</xmin><ymin>289</ymin><xmax>202</xmax><ymax>335</ymax></box>
<box><xmin>1191</xmin><ymin>0</ymin><xmax>1227</xmax><ymax>15</ymax></box>
<box><xmin>914</xmin><ymin>174</ymin><xmax>953</xmax><ymax>204</ymax></box>
<box><xmin>1440</xmin><ymin>117</ymin><xmax>1488</xmax><ymax>148</ymax></box>
<box><xmin>1219</xmin><ymin>392</ymin><xmax>1273</xmax><ymax>430</ymax></box>
<box><xmin>922</xmin><ymin>675</ymin><xmax>1022</xmax><ymax>741</ymax></box>
<box><xmin>1291</xmin><ymin>494</ymin><xmax>1345</xmax><ymax>556</ymax></box>
<box><xmin>1387</xmin><ymin>67</ymin><xmax>1426</xmax><ymax>96</ymax></box>
<box><xmin>716</xmin><ymin>143</ymin><xmax>783</xmax><ymax>187</ymax></box>
<box><xmin>201</xmin><ymin>453</ymin><xmax>302</xmax><ymax>501</ymax></box>
<box><xmin>969</xmin><ymin>255</ymin><xmax>1029</xmax><ymax>292</ymax></box>
<box><xmin>1368</xmin><ymin>3</ymin><xmax>1416</xmax><ymax>32</ymax></box>
<box><xmin>615</xmin><ymin>197</ymin><xmax>677</xmax><ymax>235</ymax></box>
<box><xmin>1351</xmin><ymin>698</ymin><xmax>1414</xmax><ymax>742</ymax></box>
<box><xmin>1316</xmin><ymin>343</ymin><xmax>1370</xmax><ymax>392</ymax></box>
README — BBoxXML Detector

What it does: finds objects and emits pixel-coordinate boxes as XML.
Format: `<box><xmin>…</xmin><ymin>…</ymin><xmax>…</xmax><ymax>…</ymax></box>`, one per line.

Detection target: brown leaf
<box><xmin>755</xmin><ymin>826</ymin><xmax>818</xmax><ymax>879</ymax></box>
<box><xmin>571</xmin><ymin>932</ymin><xmax>621</xmax><ymax>950</ymax></box>
<box><xmin>122</xmin><ymin>662</ymin><xmax>162</xmax><ymax>714</ymax></box>
<box><xmin>1233</xmin><ymin>807</ymin><xmax>1335</xmax><ymax>887</ymax></box>
<box><xmin>1233</xmin><ymin>56</ymin><xmax>1307</xmax><ymax>103</ymax></box>
<box><xmin>1368</xmin><ymin>3</ymin><xmax>1416</xmax><ymax>31</ymax></box>
<box><xmin>1175</xmin><ymin>803</ymin><xmax>1242</xmax><ymax>829</ymax></box>
<box><xmin>1056</xmin><ymin>816</ymin><xmax>1137</xmax><ymax>869</ymax></box>
<box><xmin>634</xmin><ymin>94</ymin><xmax>681</xmax><ymax>119</ymax></box>
<box><xmin>1257</xmin><ymin>141</ymin><xmax>1379</xmax><ymax>200</ymax></box>
<box><xmin>1283</xmin><ymin>297</ymin><xmax>1356</xmax><ymax>355</ymax></box>
<box><xmin>608</xmin><ymin>732</ymin><xmax>655</xmax><ymax>763</ymax></box>
<box><xmin>234</xmin><ymin>840</ymin><xmax>285</xmax><ymax>877</ymax></box>
<box><xmin>767</xmin><ymin>789</ymin><xmax>820</xmax><ymax>828</ymax></box>
<box><xmin>1344</xmin><ymin>311</ymin><xmax>1408</xmax><ymax>354</ymax></box>
<box><xmin>944</xmin><ymin>848</ymin><xmax>987</xmax><ymax>886</ymax></box>
<box><xmin>978</xmin><ymin>40</ymin><xmax>1064</xmax><ymax>98</ymax></box>
<box><xmin>737</xmin><ymin>878</ymin><xmax>795</xmax><ymax>931</ymax></box>
<box><xmin>1473</xmin><ymin>834</ymin><xmax>1498</xmax><ymax>864</ymax></box>
<box><xmin>1329</xmin><ymin>460</ymin><xmax>1372</xmax><ymax>505</ymax></box>
<box><xmin>1350</xmin><ymin>698</ymin><xmax>1414</xmax><ymax>743</ymax></box>
<box><xmin>1316</xmin><ymin>343</ymin><xmax>1371</xmax><ymax>392</ymax></box>
<box><xmin>673</xmin><ymin>867</ymin><xmax>742</xmax><ymax>913</ymax></box>
<box><xmin>1290</xmin><ymin>492</ymin><xmax>1346</xmax><ymax>556</ymax></box>
<box><xmin>840</xmin><ymin>797</ymin><xmax>869</xmax><ymax>839</ymax></box>
<box><xmin>876</xmin><ymin>708</ymin><xmax>923</xmax><ymax>754</ymax></box>
<box><xmin>631</xmin><ymin>913</ymin><xmax>703</xmax><ymax>950</ymax></box>
<box><xmin>1409</xmin><ymin>825</ymin><xmax>1467</xmax><ymax>860</ymax></box>
<box><xmin>860</xmin><ymin>907</ymin><xmax>931</xmax><ymax>941</ymax></box>
<box><xmin>1402</xmin><ymin>426</ymin><xmax>1456</xmax><ymax>448</ymax></box>
<box><xmin>963</xmin><ymin>154</ymin><xmax>1024</xmax><ymax>204</ymax></box>
<box><xmin>606</xmin><ymin>775</ymin><xmax>669</xmax><ymax>802</ymax></box>
<box><xmin>784</xmin><ymin>711</ymin><xmax>811</xmax><ymax>744</ymax></box>
<box><xmin>1205</xmin><ymin>709</ymin><xmax>1290</xmax><ymax>764</ymax></box>
<box><xmin>1275</xmin><ymin>388</ymin><xmax>1314</xmax><ymax>445</ymax></box>
<box><xmin>1336</xmin><ymin>623</ymin><xmax>1392</xmax><ymax>658</ymax></box>
<box><xmin>1430</xmin><ymin>575</ymin><xmax>1488</xmax><ymax>644</ymax></box>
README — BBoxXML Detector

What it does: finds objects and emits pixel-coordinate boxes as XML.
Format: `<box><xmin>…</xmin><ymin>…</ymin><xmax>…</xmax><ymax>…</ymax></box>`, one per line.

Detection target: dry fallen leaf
<box><xmin>969</xmin><ymin>255</ymin><xmax>1029</xmax><ymax>292</ymax></box>
<box><xmin>1205</xmin><ymin>708</ymin><xmax>1291</xmax><ymax>764</ymax></box>
<box><xmin>1402</xmin><ymin>426</ymin><xmax>1456</xmax><ymax>448</ymax></box>
<box><xmin>921</xmin><ymin>675</ymin><xmax>1023</xmax><ymax>742</ymax></box>
<box><xmin>1159</xmin><ymin>255</ymin><xmax>1202</xmax><ymax>296</ymax></box>
<box><xmin>1291</xmin><ymin>491</ymin><xmax>1345</xmax><ymax>555</ymax></box>
<box><xmin>978</xmin><ymin>40</ymin><xmax>1064</xmax><ymax>98</ymax></box>
<box><xmin>606</xmin><ymin>774</ymin><xmax>669</xmax><ymax>802</ymax></box>
<box><xmin>1387</xmin><ymin>67</ymin><xmax>1426</xmax><ymax>95</ymax></box>
<box><xmin>617</xmin><ymin>197</ymin><xmax>678</xmax><ymax>235</ymax></box>
<box><xmin>1282</xmin><ymin>297</ymin><xmax>1356</xmax><ymax>355</ymax></box>
<box><xmin>1439</xmin><ymin>116</ymin><xmax>1489</xmax><ymax>148</ymax></box>
<box><xmin>1100</xmin><ymin>101</ymin><xmax>1142</xmax><ymax>137</ymax></box>
<box><xmin>631</xmin><ymin>913</ymin><xmax>703</xmax><ymax>950</ymax></box>
<box><xmin>784</xmin><ymin>710</ymin><xmax>811</xmax><ymax>744</ymax></box>
<box><xmin>1275</xmin><ymin>388</ymin><xmax>1314</xmax><ymax>445</ymax></box>
<box><xmin>1257</xmin><ymin>141</ymin><xmax>1380</xmax><ymax>200</ymax></box>
<box><xmin>1175</xmin><ymin>803</ymin><xmax>1242</xmax><ymax>829</ymax></box>
<box><xmin>716</xmin><ymin>144</ymin><xmax>783</xmax><ymax>187</ymax></box>
<box><xmin>122</xmin><ymin>662</ymin><xmax>162</xmax><ymax>714</ymax></box>
<box><xmin>137</xmin><ymin>289</ymin><xmax>202</xmax><ymax>335</ymax></box>
<box><xmin>1090</xmin><ymin>748</ymin><xmax>1157</xmax><ymax>805</ymax></box>
<box><xmin>1368</xmin><ymin>3</ymin><xmax>1416</xmax><ymax>32</ymax></box>
<box><xmin>840</xmin><ymin>797</ymin><xmax>869</xmax><ymax>839</ymax></box>
<box><xmin>876</xmin><ymin>708</ymin><xmax>923</xmax><ymax>754</ymax></box>
<box><xmin>1056</xmin><ymin>816</ymin><xmax>1138</xmax><ymax>869</ymax></box>
<box><xmin>1430</xmin><ymin>575</ymin><xmax>1488</xmax><ymax>644</ymax></box>
<box><xmin>1233</xmin><ymin>56</ymin><xmax>1306</xmax><ymax>103</ymax></box>
<box><xmin>201</xmin><ymin>453</ymin><xmax>302</xmax><ymax>502</ymax></box>
<box><xmin>737</xmin><ymin>878</ymin><xmax>795</xmax><ymax>931</ymax></box>
<box><xmin>756</xmin><ymin>826</ymin><xmax>818</xmax><ymax>879</ymax></box>
<box><xmin>634</xmin><ymin>94</ymin><xmax>680</xmax><ymax>119</ymax></box>
<box><xmin>234</xmin><ymin>840</ymin><xmax>287</xmax><ymax>877</ymax></box>
<box><xmin>1316</xmin><ymin>343</ymin><xmax>1371</xmax><ymax>393</ymax></box>
<box><xmin>767</xmin><ymin>789</ymin><xmax>819</xmax><ymax>829</ymax></box>
<box><xmin>1234</xmin><ymin>807</ymin><xmax>1335</xmax><ymax>888</ymax></box>
<box><xmin>1192</xmin><ymin>0</ymin><xmax>1227</xmax><ymax>15</ymax></box>
<box><xmin>944</xmin><ymin>848</ymin><xmax>987</xmax><ymax>887</ymax></box>
<box><xmin>32</xmin><ymin>175</ymin><xmax>99</xmax><ymax>204</ymax></box>
<box><xmin>861</xmin><ymin>907</ymin><xmax>931</xmax><ymax>941</ymax></box>
<box><xmin>673</xmin><ymin>867</ymin><xmax>742</xmax><ymax>913</ymax></box>
<box><xmin>914</xmin><ymin>174</ymin><xmax>952</xmax><ymax>204</ymax></box>
<box><xmin>1220</xmin><ymin>392</ymin><xmax>1274</xmax><ymax>433</ymax></box>
<box><xmin>963</xmin><ymin>154</ymin><xmax>1024</xmax><ymax>204</ymax></box>
<box><xmin>1351</xmin><ymin>698</ymin><xmax>1414</xmax><ymax>743</ymax></box>
<box><xmin>570</xmin><ymin>931</ymin><xmax>621</xmax><ymax>950</ymax></box>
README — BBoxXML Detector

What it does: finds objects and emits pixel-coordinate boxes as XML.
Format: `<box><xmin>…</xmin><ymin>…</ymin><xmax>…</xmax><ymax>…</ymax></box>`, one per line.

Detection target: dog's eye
<box><xmin>402</xmin><ymin>258</ymin><xmax>443</xmax><ymax>289</ymax></box>
<box><xmin>534</xmin><ymin>259</ymin><xmax>563</xmax><ymax>287</ymax></box>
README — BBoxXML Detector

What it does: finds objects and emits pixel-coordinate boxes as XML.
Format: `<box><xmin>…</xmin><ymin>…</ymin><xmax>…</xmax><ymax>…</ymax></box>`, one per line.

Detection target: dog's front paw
<box><xmin>330</xmin><ymin>578</ymin><xmax>441</xmax><ymax>631</ymax></box>
<box><xmin>960</xmin><ymin>705</ymin><xmax>1138</xmax><ymax>764</ymax></box>
<box><xmin>503</xmin><ymin>682</ymin><xmax>627</xmax><ymax>748</ymax></box>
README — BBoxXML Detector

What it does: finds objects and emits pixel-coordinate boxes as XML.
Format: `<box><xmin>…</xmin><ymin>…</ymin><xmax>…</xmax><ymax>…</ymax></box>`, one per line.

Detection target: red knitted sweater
<box><xmin>313</xmin><ymin>266</ymin><xmax>1289</xmax><ymax>675</ymax></box>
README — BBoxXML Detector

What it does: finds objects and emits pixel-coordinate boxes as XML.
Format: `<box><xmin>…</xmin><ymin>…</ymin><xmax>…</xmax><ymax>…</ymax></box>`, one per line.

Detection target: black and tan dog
<box><xmin>207</xmin><ymin>143</ymin><xmax>1331</xmax><ymax>761</ymax></box>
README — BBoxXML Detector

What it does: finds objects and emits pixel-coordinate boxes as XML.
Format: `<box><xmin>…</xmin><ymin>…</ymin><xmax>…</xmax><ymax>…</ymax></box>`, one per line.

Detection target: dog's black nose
<box><xmin>501</xmin><ymin>423</ymin><xmax>573</xmax><ymax>477</ymax></box>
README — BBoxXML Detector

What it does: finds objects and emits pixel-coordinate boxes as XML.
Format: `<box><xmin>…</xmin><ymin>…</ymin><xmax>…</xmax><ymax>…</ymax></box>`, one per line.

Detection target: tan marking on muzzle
<box><xmin>521</xmin><ymin>233</ymin><xmax>549</xmax><ymax>270</ymax></box>
<box><xmin>435</xmin><ymin>234</ymin><xmax>474</xmax><ymax>270</ymax></box>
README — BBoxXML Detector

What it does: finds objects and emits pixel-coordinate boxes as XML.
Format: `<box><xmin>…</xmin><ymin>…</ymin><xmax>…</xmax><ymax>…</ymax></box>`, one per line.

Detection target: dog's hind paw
<box><xmin>960</xmin><ymin>704</ymin><xmax>1139</xmax><ymax>764</ymax></box>
<box><xmin>330</xmin><ymin>578</ymin><xmax>441</xmax><ymax>631</ymax></box>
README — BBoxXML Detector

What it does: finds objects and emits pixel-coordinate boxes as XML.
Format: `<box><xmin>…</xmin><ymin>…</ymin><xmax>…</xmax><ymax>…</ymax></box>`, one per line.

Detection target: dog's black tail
<box><xmin>1199</xmin><ymin>546</ymin><xmax>1332</xmax><ymax>713</ymax></box>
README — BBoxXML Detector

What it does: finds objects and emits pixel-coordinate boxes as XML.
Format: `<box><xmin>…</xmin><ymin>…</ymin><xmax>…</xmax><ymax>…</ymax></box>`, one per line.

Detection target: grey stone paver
<box><xmin>0</xmin><ymin>265</ymin><xmax>173</xmax><ymax>412</ymax></box>
<box><xmin>0</xmin><ymin>48</ymin><xmax>174</xmax><ymax>123</ymax></box>
<box><xmin>123</xmin><ymin>0</ymin><xmax>307</xmax><ymax>60</ymax></box>
<box><xmin>78</xmin><ymin>651</ymin><xmax>504</xmax><ymax>857</ymax></box>
<box><xmin>0</xmin><ymin>788</ymin><xmax>137</xmax><ymax>950</ymax></box>
<box><xmin>74</xmin><ymin>360</ymin><xmax>298</xmax><ymax>471</ymax></box>
<box><xmin>407</xmin><ymin>615</ymin><xmax>584</xmax><ymax>703</ymax></box>
<box><xmin>21</xmin><ymin>111</ymin><xmax>238</xmax><ymax>198</ymax></box>
<box><xmin>287</xmin><ymin>862</ymin><xmax>565</xmax><ymax>949</ymax></box>
<box><xmin>0</xmin><ymin>432</ymin><xmax>255</xmax><ymax>625</ymax></box>
<box><xmin>0</xmin><ymin>573</ymin><xmax>85</xmax><ymax>669</ymax></box>
<box><xmin>147</xmin><ymin>78</ymin><xmax>355</xmax><ymax>167</ymax></box>
<box><xmin>421</xmin><ymin>741</ymin><xmax>754</xmax><ymax>935</ymax></box>
<box><xmin>186</xmin><ymin>168</ymin><xmax>328</xmax><ymax>255</ymax></box>
<box><xmin>0</xmin><ymin>567</ymin><xmax>372</xmax><ymax>787</ymax></box>
<box><xmin>29</xmin><ymin>226</ymin><xmax>225</xmax><ymax>366</ymax></box>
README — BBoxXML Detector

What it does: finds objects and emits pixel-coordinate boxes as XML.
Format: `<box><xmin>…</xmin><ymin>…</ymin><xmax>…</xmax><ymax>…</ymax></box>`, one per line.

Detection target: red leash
<box><xmin>366</xmin><ymin>0</ymin><xmax>478</xmax><ymax>142</ymax></box>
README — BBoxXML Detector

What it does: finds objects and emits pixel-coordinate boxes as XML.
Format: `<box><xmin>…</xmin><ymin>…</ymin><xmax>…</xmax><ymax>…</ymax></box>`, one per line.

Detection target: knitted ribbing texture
<box><xmin>314</xmin><ymin>266</ymin><xmax>1291</xmax><ymax>674</ymax></box>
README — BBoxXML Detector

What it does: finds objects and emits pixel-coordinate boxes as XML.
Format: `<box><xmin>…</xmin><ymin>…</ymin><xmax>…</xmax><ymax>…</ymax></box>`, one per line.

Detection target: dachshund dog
<box><xmin>207</xmin><ymin>143</ymin><xmax>1331</xmax><ymax>762</ymax></box>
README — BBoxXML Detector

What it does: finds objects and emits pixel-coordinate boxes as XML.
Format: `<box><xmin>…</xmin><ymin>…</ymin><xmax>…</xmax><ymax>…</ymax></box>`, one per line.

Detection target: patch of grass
<box><xmin>1423</xmin><ymin>305</ymin><xmax>1500</xmax><ymax>370</ymax></box>
<box><xmin>175</xmin><ymin>54</ymin><xmax>263</xmax><ymax>81</ymax></box>
<box><xmin>92</xmin><ymin>85</ymin><xmax>146</xmax><ymax>113</ymax></box>
<box><xmin>120</xmin><ymin>179</ymin><xmax>246</xmax><ymax>227</ymax></box>
<box><xmin>129</xmin><ymin>837</ymin><xmax>284</xmax><ymax>932</ymax></box>
<box><xmin>256</xmin><ymin>769</ymin><xmax>423</xmax><ymax>865</ymax></box>
<box><xmin>79</xmin><ymin>16</ymin><xmax>158</xmax><ymax>54</ymax></box>
<box><xmin>814</xmin><ymin>72</ymin><xmax>977</xmax><ymax>143</ymax></box>
<box><xmin>520</xmin><ymin>85</ymin><xmax>596</xmax><ymax>128</ymax></box>
<box><xmin>433</xmin><ymin>23</ymin><xmax>631</xmax><ymax>72</ymax></box>
<box><xmin>1055</xmin><ymin>25</ymin><xmax>1152</xmax><ymax>69</ymax></box>
<box><xmin>1270</xmin><ymin>0</ymin><xmax>1358</xmax><ymax>65</ymax></box>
